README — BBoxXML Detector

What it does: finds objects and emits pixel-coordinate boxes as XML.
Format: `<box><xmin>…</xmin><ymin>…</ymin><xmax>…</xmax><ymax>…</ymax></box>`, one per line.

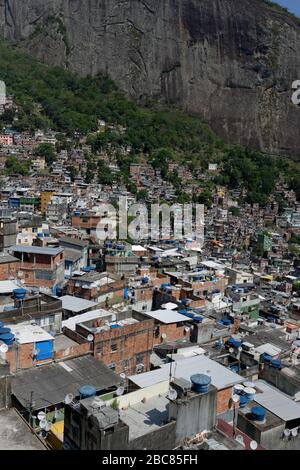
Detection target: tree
<box><xmin>66</xmin><ymin>165</ymin><xmax>77</xmax><ymax>182</ymax></box>
<box><xmin>136</xmin><ymin>189</ymin><xmax>148</xmax><ymax>201</ymax></box>
<box><xmin>34</xmin><ymin>143</ymin><xmax>56</xmax><ymax>166</ymax></box>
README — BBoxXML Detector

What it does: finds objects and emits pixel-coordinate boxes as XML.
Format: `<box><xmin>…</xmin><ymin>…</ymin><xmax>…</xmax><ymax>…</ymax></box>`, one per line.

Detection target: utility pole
<box><xmin>29</xmin><ymin>391</ymin><xmax>34</xmax><ymax>431</ymax></box>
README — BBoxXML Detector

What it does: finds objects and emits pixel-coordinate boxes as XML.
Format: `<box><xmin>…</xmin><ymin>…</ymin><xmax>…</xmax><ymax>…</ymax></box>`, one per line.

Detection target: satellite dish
<box><xmin>250</xmin><ymin>440</ymin><xmax>258</xmax><ymax>450</ymax></box>
<box><xmin>238</xmin><ymin>347</ymin><xmax>243</xmax><ymax>352</ymax></box>
<box><xmin>120</xmin><ymin>373</ymin><xmax>126</xmax><ymax>380</ymax></box>
<box><xmin>37</xmin><ymin>411</ymin><xmax>46</xmax><ymax>421</ymax></box>
<box><xmin>39</xmin><ymin>419</ymin><xmax>47</xmax><ymax>429</ymax></box>
<box><xmin>232</xmin><ymin>394</ymin><xmax>240</xmax><ymax>403</ymax></box>
<box><xmin>236</xmin><ymin>435</ymin><xmax>245</xmax><ymax>447</ymax></box>
<box><xmin>87</xmin><ymin>334</ymin><xmax>94</xmax><ymax>342</ymax></box>
<box><xmin>161</xmin><ymin>333</ymin><xmax>167</xmax><ymax>339</ymax></box>
<box><xmin>168</xmin><ymin>389</ymin><xmax>178</xmax><ymax>401</ymax></box>
<box><xmin>292</xmin><ymin>429</ymin><xmax>298</xmax><ymax>437</ymax></box>
<box><xmin>0</xmin><ymin>343</ymin><xmax>8</xmax><ymax>353</ymax></box>
<box><xmin>64</xmin><ymin>393</ymin><xmax>74</xmax><ymax>405</ymax></box>
<box><xmin>229</xmin><ymin>348</ymin><xmax>234</xmax><ymax>354</ymax></box>
<box><xmin>284</xmin><ymin>429</ymin><xmax>291</xmax><ymax>438</ymax></box>
<box><xmin>185</xmin><ymin>327</ymin><xmax>190</xmax><ymax>332</ymax></box>
<box><xmin>116</xmin><ymin>387</ymin><xmax>125</xmax><ymax>396</ymax></box>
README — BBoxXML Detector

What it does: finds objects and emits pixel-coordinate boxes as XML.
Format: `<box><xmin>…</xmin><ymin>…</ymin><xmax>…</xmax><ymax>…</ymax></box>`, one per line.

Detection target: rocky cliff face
<box><xmin>1</xmin><ymin>0</ymin><xmax>300</xmax><ymax>158</ymax></box>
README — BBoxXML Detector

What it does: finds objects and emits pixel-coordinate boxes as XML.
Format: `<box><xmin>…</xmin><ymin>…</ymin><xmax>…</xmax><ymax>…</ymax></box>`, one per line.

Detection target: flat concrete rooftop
<box><xmin>120</xmin><ymin>396</ymin><xmax>169</xmax><ymax>441</ymax></box>
<box><xmin>0</xmin><ymin>408</ymin><xmax>46</xmax><ymax>450</ymax></box>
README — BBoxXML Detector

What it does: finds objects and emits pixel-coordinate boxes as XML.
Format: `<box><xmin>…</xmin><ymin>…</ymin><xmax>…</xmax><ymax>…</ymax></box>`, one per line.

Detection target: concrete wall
<box><xmin>259</xmin><ymin>366</ymin><xmax>299</xmax><ymax>398</ymax></box>
<box><xmin>0</xmin><ymin>366</ymin><xmax>11</xmax><ymax>409</ymax></box>
<box><xmin>106</xmin><ymin>381</ymin><xmax>170</xmax><ymax>409</ymax></box>
<box><xmin>129</xmin><ymin>421</ymin><xmax>176</xmax><ymax>450</ymax></box>
<box><xmin>168</xmin><ymin>386</ymin><xmax>217</xmax><ymax>444</ymax></box>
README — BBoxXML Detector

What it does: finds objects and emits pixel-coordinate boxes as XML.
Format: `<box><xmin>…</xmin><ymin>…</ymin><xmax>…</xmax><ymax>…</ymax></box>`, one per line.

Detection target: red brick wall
<box><xmin>92</xmin><ymin>319</ymin><xmax>155</xmax><ymax>375</ymax></box>
<box><xmin>55</xmin><ymin>342</ymin><xmax>91</xmax><ymax>361</ymax></box>
<box><xmin>6</xmin><ymin>343</ymin><xmax>53</xmax><ymax>372</ymax></box>
<box><xmin>217</xmin><ymin>388</ymin><xmax>233</xmax><ymax>415</ymax></box>
<box><xmin>153</xmin><ymin>323</ymin><xmax>188</xmax><ymax>346</ymax></box>
<box><xmin>0</xmin><ymin>261</ymin><xmax>20</xmax><ymax>281</ymax></box>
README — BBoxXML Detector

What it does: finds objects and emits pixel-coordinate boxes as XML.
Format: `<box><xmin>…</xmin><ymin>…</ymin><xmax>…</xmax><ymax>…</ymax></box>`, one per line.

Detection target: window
<box><xmin>107</xmin><ymin>363</ymin><xmax>116</xmax><ymax>371</ymax></box>
<box><xmin>111</xmin><ymin>342</ymin><xmax>118</xmax><ymax>352</ymax></box>
<box><xmin>136</xmin><ymin>353</ymin><xmax>144</xmax><ymax>364</ymax></box>
<box><xmin>95</xmin><ymin>344</ymin><xmax>102</xmax><ymax>355</ymax></box>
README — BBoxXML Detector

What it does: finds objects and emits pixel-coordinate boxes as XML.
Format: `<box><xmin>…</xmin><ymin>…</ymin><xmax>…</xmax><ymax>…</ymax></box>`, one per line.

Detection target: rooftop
<box><xmin>9</xmin><ymin>245</ymin><xmax>64</xmax><ymax>256</ymax></box>
<box><xmin>143</xmin><ymin>309</ymin><xmax>192</xmax><ymax>324</ymax></box>
<box><xmin>0</xmin><ymin>409</ymin><xmax>46</xmax><ymax>450</ymax></box>
<box><xmin>62</xmin><ymin>308</ymin><xmax>111</xmax><ymax>331</ymax></box>
<box><xmin>254</xmin><ymin>380</ymin><xmax>300</xmax><ymax>422</ymax></box>
<box><xmin>61</xmin><ymin>295</ymin><xmax>99</xmax><ymax>313</ymax></box>
<box><xmin>120</xmin><ymin>395</ymin><xmax>169</xmax><ymax>441</ymax></box>
<box><xmin>12</xmin><ymin>355</ymin><xmax>119</xmax><ymax>410</ymax></box>
<box><xmin>8</xmin><ymin>324</ymin><xmax>54</xmax><ymax>344</ymax></box>
<box><xmin>129</xmin><ymin>355</ymin><xmax>243</xmax><ymax>391</ymax></box>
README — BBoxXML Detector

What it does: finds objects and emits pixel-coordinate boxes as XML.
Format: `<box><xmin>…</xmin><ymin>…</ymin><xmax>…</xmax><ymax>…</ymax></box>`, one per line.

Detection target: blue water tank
<box><xmin>262</xmin><ymin>353</ymin><xmax>272</xmax><ymax>363</ymax></box>
<box><xmin>230</xmin><ymin>365</ymin><xmax>239</xmax><ymax>373</ymax></box>
<box><xmin>110</xmin><ymin>324</ymin><xmax>122</xmax><ymax>329</ymax></box>
<box><xmin>0</xmin><ymin>322</ymin><xmax>3</xmax><ymax>329</ymax></box>
<box><xmin>251</xmin><ymin>406</ymin><xmax>266</xmax><ymax>422</ymax></box>
<box><xmin>124</xmin><ymin>288</ymin><xmax>129</xmax><ymax>300</ymax></box>
<box><xmin>0</xmin><ymin>332</ymin><xmax>15</xmax><ymax>346</ymax></box>
<box><xmin>74</xmin><ymin>211</ymin><xmax>81</xmax><ymax>216</ymax></box>
<box><xmin>79</xmin><ymin>385</ymin><xmax>97</xmax><ymax>399</ymax></box>
<box><xmin>190</xmin><ymin>374</ymin><xmax>211</xmax><ymax>394</ymax></box>
<box><xmin>13</xmin><ymin>288</ymin><xmax>27</xmax><ymax>300</ymax></box>
<box><xmin>222</xmin><ymin>319</ymin><xmax>231</xmax><ymax>326</ymax></box>
<box><xmin>142</xmin><ymin>277</ymin><xmax>149</xmax><ymax>285</ymax></box>
<box><xmin>239</xmin><ymin>395</ymin><xmax>249</xmax><ymax>409</ymax></box>
<box><xmin>271</xmin><ymin>359</ymin><xmax>281</xmax><ymax>369</ymax></box>
<box><xmin>0</xmin><ymin>327</ymin><xmax>12</xmax><ymax>334</ymax></box>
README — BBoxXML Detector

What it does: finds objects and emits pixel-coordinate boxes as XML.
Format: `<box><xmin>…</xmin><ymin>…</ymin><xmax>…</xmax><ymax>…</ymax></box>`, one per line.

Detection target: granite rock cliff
<box><xmin>1</xmin><ymin>0</ymin><xmax>300</xmax><ymax>157</ymax></box>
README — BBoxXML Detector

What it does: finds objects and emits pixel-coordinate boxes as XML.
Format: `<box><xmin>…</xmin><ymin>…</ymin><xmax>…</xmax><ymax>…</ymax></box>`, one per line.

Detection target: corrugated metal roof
<box><xmin>61</xmin><ymin>295</ymin><xmax>99</xmax><ymax>313</ymax></box>
<box><xmin>254</xmin><ymin>380</ymin><xmax>300</xmax><ymax>422</ymax></box>
<box><xmin>129</xmin><ymin>355</ymin><xmax>243</xmax><ymax>390</ymax></box>
<box><xmin>10</xmin><ymin>245</ymin><xmax>64</xmax><ymax>256</ymax></box>
<box><xmin>12</xmin><ymin>355</ymin><xmax>119</xmax><ymax>410</ymax></box>
<box><xmin>143</xmin><ymin>309</ymin><xmax>191</xmax><ymax>324</ymax></box>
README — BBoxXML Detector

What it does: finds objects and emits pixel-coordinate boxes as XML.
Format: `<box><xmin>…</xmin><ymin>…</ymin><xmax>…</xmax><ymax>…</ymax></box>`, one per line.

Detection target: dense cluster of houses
<box><xmin>0</xmin><ymin>87</ymin><xmax>300</xmax><ymax>451</ymax></box>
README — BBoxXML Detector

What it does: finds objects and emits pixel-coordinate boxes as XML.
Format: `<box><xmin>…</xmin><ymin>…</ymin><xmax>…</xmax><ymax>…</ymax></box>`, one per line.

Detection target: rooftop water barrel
<box><xmin>190</xmin><ymin>374</ymin><xmax>211</xmax><ymax>394</ymax></box>
<box><xmin>0</xmin><ymin>332</ymin><xmax>15</xmax><ymax>346</ymax></box>
<box><xmin>110</xmin><ymin>324</ymin><xmax>122</xmax><ymax>329</ymax></box>
<box><xmin>116</xmin><ymin>244</ymin><xmax>125</xmax><ymax>251</ymax></box>
<box><xmin>262</xmin><ymin>353</ymin><xmax>272</xmax><ymax>363</ymax></box>
<box><xmin>193</xmin><ymin>316</ymin><xmax>203</xmax><ymax>323</ymax></box>
<box><xmin>271</xmin><ymin>359</ymin><xmax>281</xmax><ymax>369</ymax></box>
<box><xmin>234</xmin><ymin>384</ymin><xmax>245</xmax><ymax>395</ymax></box>
<box><xmin>74</xmin><ymin>211</ymin><xmax>81</xmax><ymax>216</ymax></box>
<box><xmin>79</xmin><ymin>385</ymin><xmax>97</xmax><ymax>399</ymax></box>
<box><xmin>244</xmin><ymin>387</ymin><xmax>256</xmax><ymax>401</ymax></box>
<box><xmin>0</xmin><ymin>327</ymin><xmax>12</xmax><ymax>334</ymax></box>
<box><xmin>81</xmin><ymin>267</ymin><xmax>91</xmax><ymax>273</ymax></box>
<box><xmin>239</xmin><ymin>395</ymin><xmax>249</xmax><ymax>409</ymax></box>
<box><xmin>142</xmin><ymin>277</ymin><xmax>149</xmax><ymax>285</ymax></box>
<box><xmin>152</xmin><ymin>256</ymin><xmax>159</xmax><ymax>261</ymax></box>
<box><xmin>0</xmin><ymin>322</ymin><xmax>3</xmax><ymax>328</ymax></box>
<box><xmin>13</xmin><ymin>288</ymin><xmax>26</xmax><ymax>300</ymax></box>
<box><xmin>230</xmin><ymin>365</ymin><xmax>239</xmax><ymax>373</ymax></box>
<box><xmin>179</xmin><ymin>309</ymin><xmax>188</xmax><ymax>315</ymax></box>
<box><xmin>222</xmin><ymin>319</ymin><xmax>231</xmax><ymax>326</ymax></box>
<box><xmin>251</xmin><ymin>406</ymin><xmax>266</xmax><ymax>422</ymax></box>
